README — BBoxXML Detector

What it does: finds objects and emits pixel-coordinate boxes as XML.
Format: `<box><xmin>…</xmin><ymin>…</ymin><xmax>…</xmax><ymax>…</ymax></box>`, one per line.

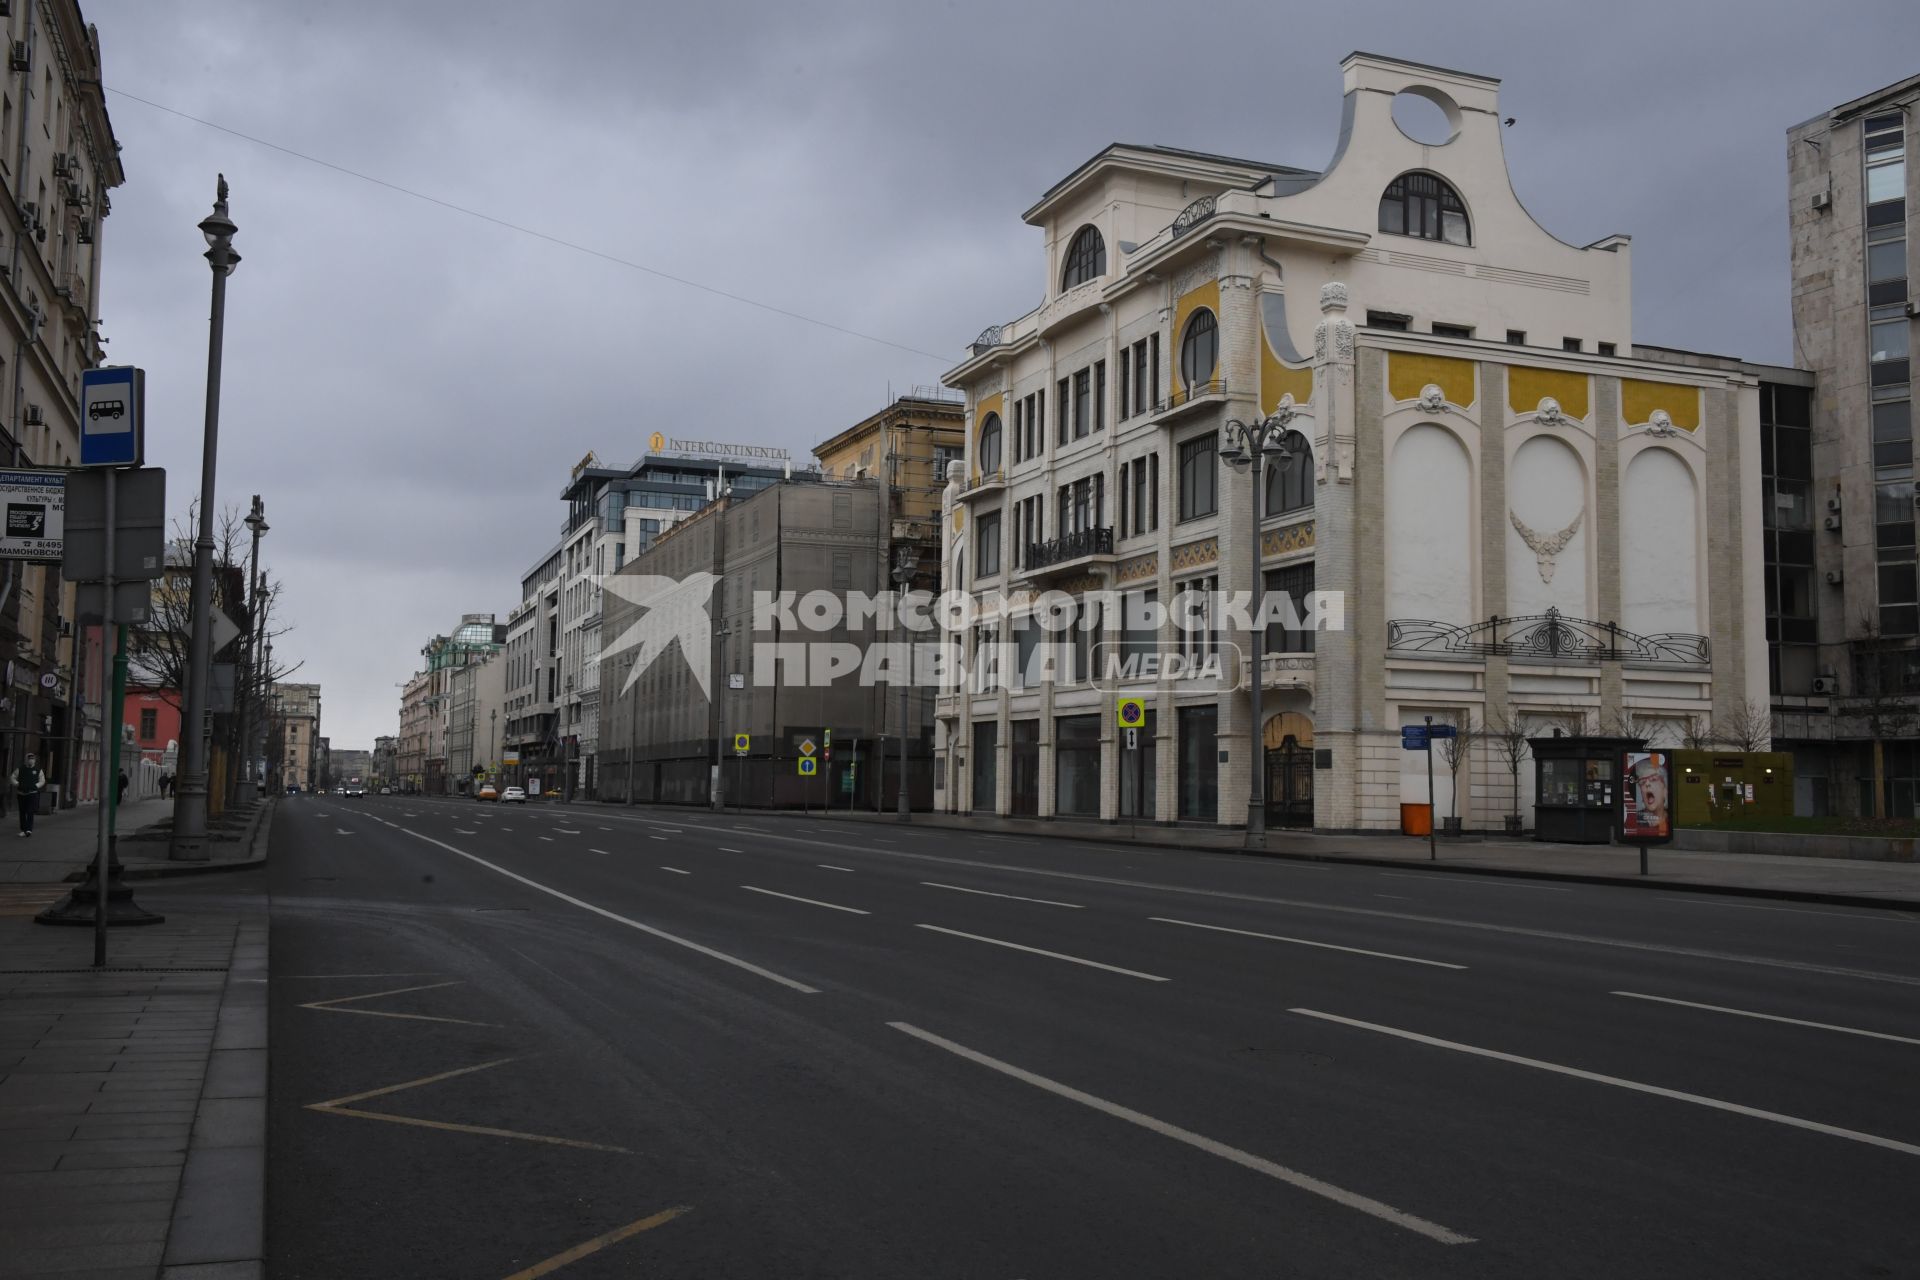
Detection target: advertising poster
<box><xmin>1620</xmin><ymin>751</ymin><xmax>1674</xmax><ymax>843</ymax></box>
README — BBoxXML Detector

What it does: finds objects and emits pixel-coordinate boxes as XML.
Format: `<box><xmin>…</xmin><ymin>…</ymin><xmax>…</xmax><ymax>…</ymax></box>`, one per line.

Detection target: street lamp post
<box><xmin>233</xmin><ymin>497</ymin><xmax>267</xmax><ymax>804</ymax></box>
<box><xmin>891</xmin><ymin>545</ymin><xmax>917</xmax><ymax>822</ymax></box>
<box><xmin>170</xmin><ymin>176</ymin><xmax>241</xmax><ymax>861</ymax></box>
<box><xmin>489</xmin><ymin>709</ymin><xmax>496</xmax><ymax>784</ymax></box>
<box><xmin>710</xmin><ymin>620</ymin><xmax>732</xmax><ymax>811</ymax></box>
<box><xmin>1219</xmin><ymin>396</ymin><xmax>1300</xmax><ymax>852</ymax></box>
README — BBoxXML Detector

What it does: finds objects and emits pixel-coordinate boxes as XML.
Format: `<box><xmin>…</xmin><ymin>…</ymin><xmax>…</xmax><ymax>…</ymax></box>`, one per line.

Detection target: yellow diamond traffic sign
<box><xmin>799</xmin><ymin>738</ymin><xmax>816</xmax><ymax>757</ymax></box>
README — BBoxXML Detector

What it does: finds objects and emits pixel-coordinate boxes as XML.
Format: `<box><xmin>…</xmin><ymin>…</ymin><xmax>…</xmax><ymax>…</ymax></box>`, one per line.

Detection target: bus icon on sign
<box><xmin>87</xmin><ymin>399</ymin><xmax>125</xmax><ymax>421</ymax></box>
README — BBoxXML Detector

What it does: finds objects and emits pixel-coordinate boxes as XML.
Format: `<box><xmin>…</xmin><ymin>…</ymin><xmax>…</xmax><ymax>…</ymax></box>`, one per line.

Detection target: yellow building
<box><xmin>813</xmin><ymin>391</ymin><xmax>965</xmax><ymax>550</ymax></box>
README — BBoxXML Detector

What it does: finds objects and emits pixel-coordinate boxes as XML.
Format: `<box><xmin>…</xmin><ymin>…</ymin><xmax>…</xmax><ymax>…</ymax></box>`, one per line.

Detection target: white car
<box><xmin>500</xmin><ymin>786</ymin><xmax>527</xmax><ymax>804</ymax></box>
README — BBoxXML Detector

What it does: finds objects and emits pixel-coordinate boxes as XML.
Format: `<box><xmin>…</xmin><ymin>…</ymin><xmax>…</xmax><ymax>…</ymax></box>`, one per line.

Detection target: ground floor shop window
<box><xmin>1178</xmin><ymin>704</ymin><xmax>1218</xmax><ymax>820</ymax></box>
<box><xmin>971</xmin><ymin>720</ymin><xmax>997</xmax><ymax>812</ymax></box>
<box><xmin>1055</xmin><ymin>714</ymin><xmax>1101</xmax><ymax>817</ymax></box>
<box><xmin>1010</xmin><ymin>719</ymin><xmax>1041</xmax><ymax>816</ymax></box>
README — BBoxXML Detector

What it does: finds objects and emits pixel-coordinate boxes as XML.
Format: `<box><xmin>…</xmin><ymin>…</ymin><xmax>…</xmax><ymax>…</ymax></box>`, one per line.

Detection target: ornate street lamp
<box><xmin>171</xmin><ymin>177</ymin><xmax>241</xmax><ymax>859</ymax></box>
<box><xmin>1219</xmin><ymin>395</ymin><xmax>1300</xmax><ymax>850</ymax></box>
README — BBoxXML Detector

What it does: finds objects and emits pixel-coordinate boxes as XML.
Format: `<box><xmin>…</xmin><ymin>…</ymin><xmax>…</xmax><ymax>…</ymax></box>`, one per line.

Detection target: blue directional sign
<box><xmin>80</xmin><ymin>366</ymin><xmax>144</xmax><ymax>467</ymax></box>
<box><xmin>1428</xmin><ymin>724</ymin><xmax>1458</xmax><ymax>740</ymax></box>
<box><xmin>1401</xmin><ymin>726</ymin><xmax>1430</xmax><ymax>751</ymax></box>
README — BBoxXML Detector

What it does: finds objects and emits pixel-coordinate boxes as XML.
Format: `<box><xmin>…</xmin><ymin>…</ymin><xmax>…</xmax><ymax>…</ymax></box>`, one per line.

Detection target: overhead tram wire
<box><xmin>106</xmin><ymin>87</ymin><xmax>950</xmax><ymax>365</ymax></box>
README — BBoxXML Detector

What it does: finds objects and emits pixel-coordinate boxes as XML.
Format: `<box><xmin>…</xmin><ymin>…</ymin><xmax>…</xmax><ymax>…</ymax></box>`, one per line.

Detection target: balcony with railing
<box><xmin>1022</xmin><ymin>526</ymin><xmax>1116</xmax><ymax>578</ymax></box>
<box><xmin>960</xmin><ymin>468</ymin><xmax>1007</xmax><ymax>500</ymax></box>
<box><xmin>1148</xmin><ymin>377</ymin><xmax>1230</xmax><ymax>426</ymax></box>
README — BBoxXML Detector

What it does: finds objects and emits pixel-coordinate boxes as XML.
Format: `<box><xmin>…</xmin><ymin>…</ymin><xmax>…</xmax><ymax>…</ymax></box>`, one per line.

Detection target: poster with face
<box><xmin>1620</xmin><ymin>751</ymin><xmax>1673</xmax><ymax>843</ymax></box>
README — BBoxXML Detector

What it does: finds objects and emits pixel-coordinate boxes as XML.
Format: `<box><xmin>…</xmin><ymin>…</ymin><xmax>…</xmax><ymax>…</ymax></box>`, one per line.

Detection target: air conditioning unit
<box><xmin>1812</xmin><ymin>676</ymin><xmax>1837</xmax><ymax>695</ymax></box>
<box><xmin>74</xmin><ymin>219</ymin><xmax>90</xmax><ymax>245</ymax></box>
<box><xmin>1823</xmin><ymin>513</ymin><xmax>1842</xmax><ymax>531</ymax></box>
<box><xmin>63</xmin><ymin>181</ymin><xmax>82</xmax><ymax>208</ymax></box>
<box><xmin>1811</xmin><ymin>190</ymin><xmax>1832</xmax><ymax>212</ymax></box>
<box><xmin>51</xmin><ymin>153</ymin><xmax>70</xmax><ymax>178</ymax></box>
<box><xmin>8</xmin><ymin>41</ymin><xmax>28</xmax><ymax>73</ymax></box>
<box><xmin>1826</xmin><ymin>495</ymin><xmax>1843</xmax><ymax>512</ymax></box>
<box><xmin>23</xmin><ymin>403</ymin><xmax>43</xmax><ymax>427</ymax></box>
<box><xmin>1825</xmin><ymin>568</ymin><xmax>1844</xmax><ymax>585</ymax></box>
<box><xmin>20</xmin><ymin>199</ymin><xmax>37</xmax><ymax>226</ymax></box>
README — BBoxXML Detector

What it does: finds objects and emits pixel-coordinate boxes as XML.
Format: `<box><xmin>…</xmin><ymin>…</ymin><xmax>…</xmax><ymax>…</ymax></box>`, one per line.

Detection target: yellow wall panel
<box><xmin>1506</xmin><ymin>365</ymin><xmax>1590</xmax><ymax>421</ymax></box>
<box><xmin>1172</xmin><ymin>280</ymin><xmax>1221</xmax><ymax>393</ymax></box>
<box><xmin>1387</xmin><ymin>352</ymin><xmax>1476</xmax><ymax>408</ymax></box>
<box><xmin>1261</xmin><ymin>323</ymin><xmax>1314</xmax><ymax>414</ymax></box>
<box><xmin>1620</xmin><ymin>379</ymin><xmax>1701</xmax><ymax>430</ymax></box>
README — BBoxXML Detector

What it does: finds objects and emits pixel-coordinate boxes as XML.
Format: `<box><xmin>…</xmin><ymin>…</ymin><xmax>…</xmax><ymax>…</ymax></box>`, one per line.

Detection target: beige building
<box><xmin>0</xmin><ymin>3</ymin><xmax>121</xmax><ymax>801</ymax></box>
<box><xmin>1778</xmin><ymin>74</ymin><xmax>1918</xmax><ymax>815</ymax></box>
<box><xmin>271</xmin><ymin>682</ymin><xmax>320</xmax><ymax>792</ymax></box>
<box><xmin>937</xmin><ymin>52</ymin><xmax>1770</xmax><ymax>832</ymax></box>
<box><xmin>396</xmin><ymin>669</ymin><xmax>431</xmax><ymax>791</ymax></box>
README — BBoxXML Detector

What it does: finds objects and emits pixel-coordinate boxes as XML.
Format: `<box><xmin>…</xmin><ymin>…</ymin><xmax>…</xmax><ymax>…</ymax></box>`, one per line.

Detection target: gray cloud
<box><xmin>82</xmin><ymin>0</ymin><xmax>1920</xmax><ymax>749</ymax></box>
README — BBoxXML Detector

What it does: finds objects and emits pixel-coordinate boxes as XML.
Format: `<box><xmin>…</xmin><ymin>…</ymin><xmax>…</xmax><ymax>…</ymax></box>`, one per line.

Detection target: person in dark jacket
<box><xmin>118</xmin><ymin>770</ymin><xmax>129</xmax><ymax>803</ymax></box>
<box><xmin>15</xmin><ymin>754</ymin><xmax>45</xmax><ymax>836</ymax></box>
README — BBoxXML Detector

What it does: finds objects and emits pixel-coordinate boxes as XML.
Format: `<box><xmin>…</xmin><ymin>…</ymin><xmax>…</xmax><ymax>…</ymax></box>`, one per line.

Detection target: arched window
<box><xmin>1263</xmin><ymin>432</ymin><xmax>1315</xmax><ymax>516</ymax></box>
<box><xmin>1378</xmin><ymin>172</ymin><xmax>1470</xmax><ymax>246</ymax></box>
<box><xmin>1179</xmin><ymin>309</ymin><xmax>1218</xmax><ymax>388</ymax></box>
<box><xmin>977</xmin><ymin>412</ymin><xmax>1003</xmax><ymax>475</ymax></box>
<box><xmin>1061</xmin><ymin>225</ymin><xmax>1106</xmax><ymax>289</ymax></box>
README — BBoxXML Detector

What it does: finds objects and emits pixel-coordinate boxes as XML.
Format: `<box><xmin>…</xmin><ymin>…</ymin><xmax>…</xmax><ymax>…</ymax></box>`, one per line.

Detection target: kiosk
<box><xmin>1530</xmin><ymin>734</ymin><xmax>1645</xmax><ymax>844</ymax></box>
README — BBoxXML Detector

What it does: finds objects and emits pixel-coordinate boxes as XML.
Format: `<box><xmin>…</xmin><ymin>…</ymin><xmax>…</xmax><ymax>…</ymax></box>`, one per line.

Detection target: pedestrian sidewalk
<box><xmin>0</xmin><ymin>798</ymin><xmax>172</xmax><ymax>886</ymax></box>
<box><xmin>0</xmin><ymin>797</ymin><xmax>273</xmax><ymax>887</ymax></box>
<box><xmin>0</xmin><ymin>888</ymin><xmax>268</xmax><ymax>1279</ymax></box>
<box><xmin>813</xmin><ymin>809</ymin><xmax>1920</xmax><ymax>910</ymax></box>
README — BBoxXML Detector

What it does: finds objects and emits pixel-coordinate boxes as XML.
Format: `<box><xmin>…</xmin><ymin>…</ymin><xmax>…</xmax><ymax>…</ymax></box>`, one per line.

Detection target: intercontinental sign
<box><xmin>647</xmin><ymin>431</ymin><xmax>790</xmax><ymax>462</ymax></box>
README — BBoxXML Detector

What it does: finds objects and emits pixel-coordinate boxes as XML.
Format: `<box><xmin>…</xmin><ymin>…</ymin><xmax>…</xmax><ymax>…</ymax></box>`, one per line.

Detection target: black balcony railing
<box><xmin>1026</xmin><ymin>526</ymin><xmax>1115</xmax><ymax>571</ymax></box>
<box><xmin>1153</xmin><ymin>377</ymin><xmax>1228</xmax><ymax>416</ymax></box>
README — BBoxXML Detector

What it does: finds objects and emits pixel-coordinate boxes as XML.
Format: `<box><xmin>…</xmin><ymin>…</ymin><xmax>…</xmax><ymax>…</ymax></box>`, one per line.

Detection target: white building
<box><xmin>937</xmin><ymin>52</ymin><xmax>1770</xmax><ymax>833</ymax></box>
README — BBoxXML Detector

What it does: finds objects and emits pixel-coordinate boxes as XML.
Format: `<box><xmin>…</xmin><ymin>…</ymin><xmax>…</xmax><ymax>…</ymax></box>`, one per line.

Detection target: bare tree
<box><xmin>1682</xmin><ymin>715</ymin><xmax>1720</xmax><ymax>750</ymax></box>
<box><xmin>1486</xmin><ymin>709</ymin><xmax>1532</xmax><ymax>832</ymax></box>
<box><xmin>1439</xmin><ymin>708</ymin><xmax>1479</xmax><ymax>826</ymax></box>
<box><xmin>1847</xmin><ymin>616</ymin><xmax>1918</xmax><ymax>819</ymax></box>
<box><xmin>1718</xmin><ymin>699</ymin><xmax>1773</xmax><ymax>753</ymax></box>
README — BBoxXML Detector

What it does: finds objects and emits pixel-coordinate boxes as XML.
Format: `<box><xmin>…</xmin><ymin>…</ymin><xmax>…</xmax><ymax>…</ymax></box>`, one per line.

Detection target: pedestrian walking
<box><xmin>14</xmin><ymin>754</ymin><xmax>46</xmax><ymax>836</ymax></box>
<box><xmin>160</xmin><ymin>773</ymin><xmax>172</xmax><ymax>799</ymax></box>
<box><xmin>117</xmin><ymin>770</ymin><xmax>129</xmax><ymax>803</ymax></box>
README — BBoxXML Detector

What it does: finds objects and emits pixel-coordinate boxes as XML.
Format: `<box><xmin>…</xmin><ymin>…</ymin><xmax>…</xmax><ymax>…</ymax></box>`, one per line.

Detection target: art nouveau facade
<box><xmin>935</xmin><ymin>52</ymin><xmax>1770</xmax><ymax>831</ymax></box>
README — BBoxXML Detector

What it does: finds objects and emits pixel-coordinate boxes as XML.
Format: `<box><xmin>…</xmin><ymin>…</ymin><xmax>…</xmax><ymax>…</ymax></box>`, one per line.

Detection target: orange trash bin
<box><xmin>1400</xmin><ymin>802</ymin><xmax>1432</xmax><ymax>836</ymax></box>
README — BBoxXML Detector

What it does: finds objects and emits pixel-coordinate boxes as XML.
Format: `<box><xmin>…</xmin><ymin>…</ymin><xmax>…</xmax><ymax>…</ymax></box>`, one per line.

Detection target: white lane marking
<box><xmin>1151</xmin><ymin>917</ymin><xmax>1466</xmax><ymax>970</ymax></box>
<box><xmin>649</xmin><ymin>835</ymin><xmax>668</xmax><ymax>842</ymax></box>
<box><xmin>538</xmin><ymin>836</ymin><xmax>554</xmax><ymax>843</ymax></box>
<box><xmin>741</xmin><ymin>885</ymin><xmax>870</xmax><ymax>915</ymax></box>
<box><xmin>600</xmin><ymin>827</ymin><xmax>613</xmax><ymax>832</ymax></box>
<box><xmin>732</xmin><ymin>826</ymin><xmax>767</xmax><ymax>834</ymax></box>
<box><xmin>920</xmin><ymin>881</ymin><xmax>1084</xmax><ymax>909</ymax></box>
<box><xmin>1292</xmin><ymin>1008</ymin><xmax>1920</xmax><ymax>1159</ymax></box>
<box><xmin>916</xmin><ymin>924</ymin><xmax>1168</xmax><ymax>982</ymax></box>
<box><xmin>1652</xmin><ymin>897</ymin><xmax>1914</xmax><ymax>924</ymax></box>
<box><xmin>660</xmin><ymin>866</ymin><xmax>690</xmax><ymax>875</ymax></box>
<box><xmin>1380</xmin><ymin>872</ymin><xmax>1569</xmax><ymax>893</ymax></box>
<box><xmin>719</xmin><ymin>847</ymin><xmax>744</xmax><ymax>853</ymax></box>
<box><xmin>335</xmin><ymin>829</ymin><xmax>353</xmax><ymax>835</ymax></box>
<box><xmin>1374</xmin><ymin>894</ymin><xmax>1412</xmax><ymax>901</ymax></box>
<box><xmin>455</xmin><ymin>828</ymin><xmax>478</xmax><ymax>835</ymax></box>
<box><xmin>818</xmin><ymin>864</ymin><xmax>855</xmax><ymax>872</ymax></box>
<box><xmin>555</xmin><ymin>827</ymin><xmax>582</xmax><ymax>835</ymax></box>
<box><xmin>388</xmin><ymin>825</ymin><xmax>818</xmax><ymax>994</ymax></box>
<box><xmin>589</xmin><ymin>848</ymin><xmax>611</xmax><ymax>856</ymax></box>
<box><xmin>889</xmin><ymin>1021</ymin><xmax>1472</xmax><ymax>1245</ymax></box>
<box><xmin>1612</xmin><ymin>991</ymin><xmax>1920</xmax><ymax>1047</ymax></box>
<box><xmin>501</xmin><ymin>827</ymin><xmax>514</xmax><ymax>832</ymax></box>
<box><xmin>699</xmin><ymin>829</ymin><xmax>1920</xmax><ymax>988</ymax></box>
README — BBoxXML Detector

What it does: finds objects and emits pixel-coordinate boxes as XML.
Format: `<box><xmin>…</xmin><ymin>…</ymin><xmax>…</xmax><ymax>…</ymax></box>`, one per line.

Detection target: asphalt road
<box><xmin>261</xmin><ymin>795</ymin><xmax>1920</xmax><ymax>1279</ymax></box>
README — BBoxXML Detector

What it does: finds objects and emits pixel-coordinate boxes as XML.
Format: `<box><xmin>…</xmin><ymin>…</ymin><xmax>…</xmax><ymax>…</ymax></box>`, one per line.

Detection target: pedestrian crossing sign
<box><xmin>797</xmin><ymin>756</ymin><xmax>817</xmax><ymax>776</ymax></box>
<box><xmin>733</xmin><ymin>733</ymin><xmax>750</xmax><ymax>756</ymax></box>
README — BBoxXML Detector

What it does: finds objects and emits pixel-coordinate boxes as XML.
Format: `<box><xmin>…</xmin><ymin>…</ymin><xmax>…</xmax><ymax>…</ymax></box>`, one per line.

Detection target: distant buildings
<box><xmin>270</xmin><ymin>683</ymin><xmax>322</xmax><ymax>792</ymax></box>
<box><xmin>394</xmin><ymin>617</ymin><xmax>503</xmax><ymax>793</ymax></box>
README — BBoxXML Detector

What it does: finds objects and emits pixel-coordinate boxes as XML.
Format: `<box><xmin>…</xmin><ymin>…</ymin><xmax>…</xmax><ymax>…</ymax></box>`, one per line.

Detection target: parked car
<box><xmin>380</xmin><ymin>786</ymin><xmax>392</xmax><ymax>795</ymax></box>
<box><xmin>500</xmin><ymin>786</ymin><xmax>527</xmax><ymax>804</ymax></box>
<box><xmin>284</xmin><ymin>784</ymin><xmax>298</xmax><ymax>796</ymax></box>
<box><xmin>476</xmin><ymin>783</ymin><xmax>498</xmax><ymax>801</ymax></box>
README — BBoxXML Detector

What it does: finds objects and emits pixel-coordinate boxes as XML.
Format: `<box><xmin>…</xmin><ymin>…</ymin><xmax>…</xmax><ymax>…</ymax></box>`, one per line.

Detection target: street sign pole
<box><xmin>92</xmin><ymin>468</ymin><xmax>115</xmax><ymax>964</ymax></box>
<box><xmin>1425</xmin><ymin>715</ymin><xmax>1437</xmax><ymax>862</ymax></box>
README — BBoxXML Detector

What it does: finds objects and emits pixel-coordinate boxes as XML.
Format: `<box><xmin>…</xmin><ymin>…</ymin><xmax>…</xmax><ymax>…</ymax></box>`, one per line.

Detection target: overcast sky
<box><xmin>85</xmin><ymin>0</ymin><xmax>1920</xmax><ymax>751</ymax></box>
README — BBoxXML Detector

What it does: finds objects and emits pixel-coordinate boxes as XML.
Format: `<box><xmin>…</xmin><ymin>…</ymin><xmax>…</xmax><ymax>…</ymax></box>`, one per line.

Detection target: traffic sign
<box><xmin>799</xmin><ymin>737</ymin><xmax>817</xmax><ymax>758</ymax></box>
<box><xmin>79</xmin><ymin>366</ymin><xmax>144</xmax><ymax>467</ymax></box>
<box><xmin>1117</xmin><ymin>695</ymin><xmax>1146</xmax><ymax>729</ymax></box>
<box><xmin>1427</xmin><ymin>724</ymin><xmax>1457</xmax><ymax>740</ymax></box>
<box><xmin>797</xmin><ymin>756</ymin><xmax>817</xmax><ymax>777</ymax></box>
<box><xmin>1125</xmin><ymin>727</ymin><xmax>1139</xmax><ymax>751</ymax></box>
<box><xmin>61</xmin><ymin>468</ymin><xmax>167</xmax><ymax>582</ymax></box>
<box><xmin>1401</xmin><ymin>726</ymin><xmax>1430</xmax><ymax>750</ymax></box>
<box><xmin>733</xmin><ymin>732</ymin><xmax>750</xmax><ymax>756</ymax></box>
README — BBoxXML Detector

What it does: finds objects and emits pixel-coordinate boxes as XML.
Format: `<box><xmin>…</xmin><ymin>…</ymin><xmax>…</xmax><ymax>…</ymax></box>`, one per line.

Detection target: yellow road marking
<box><xmin>297</xmin><ymin>979</ymin><xmax>501</xmax><ymax>1027</ymax></box>
<box><xmin>307</xmin><ymin>1057</ymin><xmax>630</xmax><ymax>1153</ymax></box>
<box><xmin>501</xmin><ymin>1206</ymin><xmax>691</xmax><ymax>1279</ymax></box>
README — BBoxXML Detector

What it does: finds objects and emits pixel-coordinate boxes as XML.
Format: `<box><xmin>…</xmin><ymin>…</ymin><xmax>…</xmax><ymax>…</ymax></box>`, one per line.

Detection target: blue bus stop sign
<box><xmin>80</xmin><ymin>367</ymin><xmax>144</xmax><ymax>467</ymax></box>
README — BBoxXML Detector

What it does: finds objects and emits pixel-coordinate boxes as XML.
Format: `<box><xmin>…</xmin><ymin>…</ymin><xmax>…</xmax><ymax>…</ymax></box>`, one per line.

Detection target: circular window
<box><xmin>1180</xmin><ymin>309</ymin><xmax>1218</xmax><ymax>388</ymax></box>
<box><xmin>1390</xmin><ymin>88</ymin><xmax>1460</xmax><ymax>147</ymax></box>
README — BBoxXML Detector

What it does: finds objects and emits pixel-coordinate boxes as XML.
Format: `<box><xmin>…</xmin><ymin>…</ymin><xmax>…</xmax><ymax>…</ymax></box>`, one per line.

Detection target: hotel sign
<box><xmin>646</xmin><ymin>431</ymin><xmax>789</xmax><ymax>462</ymax></box>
